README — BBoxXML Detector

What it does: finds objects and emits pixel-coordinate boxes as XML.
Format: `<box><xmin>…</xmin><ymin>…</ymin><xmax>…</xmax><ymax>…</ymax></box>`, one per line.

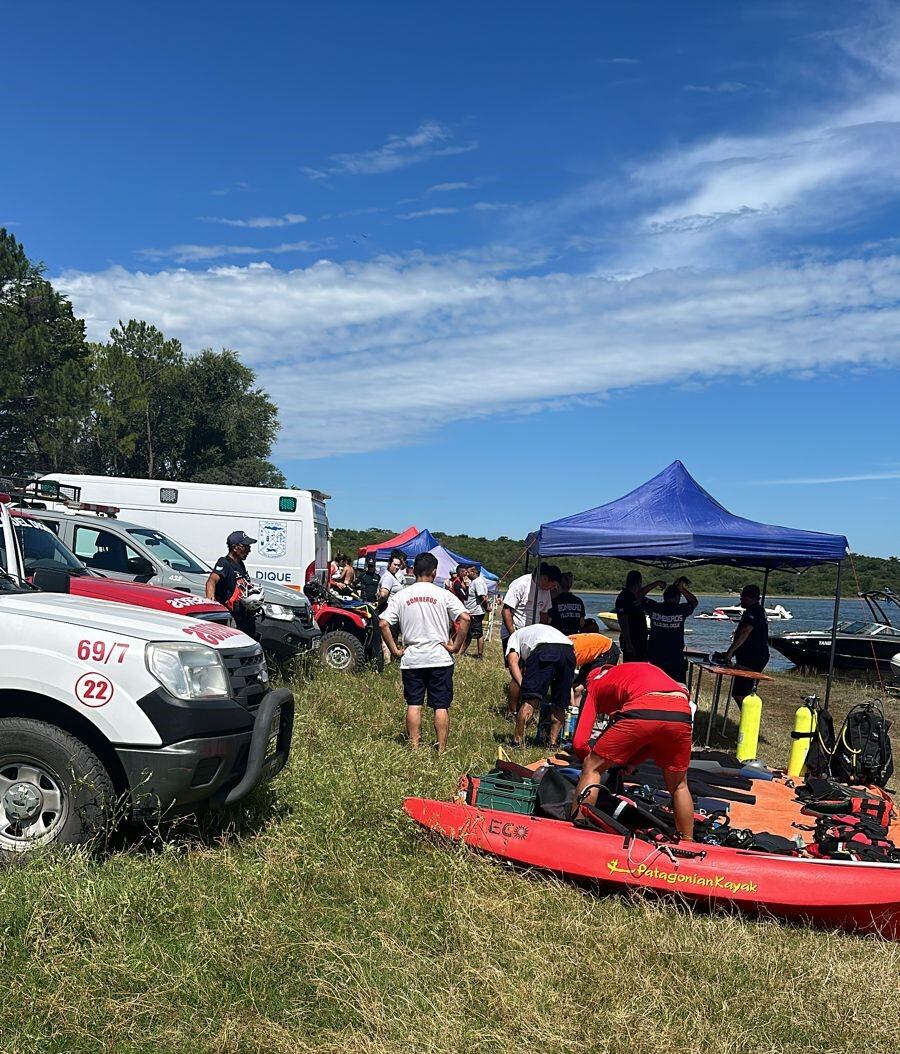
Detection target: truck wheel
<box><xmin>0</xmin><ymin>719</ymin><xmax>114</xmax><ymax>858</ymax></box>
<box><xmin>319</xmin><ymin>630</ymin><xmax>365</xmax><ymax>673</ymax></box>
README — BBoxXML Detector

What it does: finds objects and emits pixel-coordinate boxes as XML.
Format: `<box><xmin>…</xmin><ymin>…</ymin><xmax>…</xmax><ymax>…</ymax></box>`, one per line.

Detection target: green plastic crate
<box><xmin>474</xmin><ymin>771</ymin><xmax>538</xmax><ymax>815</ymax></box>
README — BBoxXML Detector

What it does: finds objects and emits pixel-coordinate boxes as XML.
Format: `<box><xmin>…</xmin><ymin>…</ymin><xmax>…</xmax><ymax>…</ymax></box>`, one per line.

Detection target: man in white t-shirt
<box><xmin>501</xmin><ymin>564</ymin><xmax>560</xmax><ymax>718</ymax></box>
<box><xmin>460</xmin><ymin>565</ymin><xmax>489</xmax><ymax>659</ymax></box>
<box><xmin>379</xmin><ymin>551</ymin><xmax>470</xmax><ymax>752</ymax></box>
<box><xmin>505</xmin><ymin>623</ymin><xmax>575</xmax><ymax>749</ymax></box>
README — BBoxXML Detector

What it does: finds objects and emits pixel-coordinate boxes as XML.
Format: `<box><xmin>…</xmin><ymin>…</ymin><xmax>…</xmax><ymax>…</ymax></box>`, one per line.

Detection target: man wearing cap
<box><xmin>206</xmin><ymin>531</ymin><xmax>258</xmax><ymax>638</ymax></box>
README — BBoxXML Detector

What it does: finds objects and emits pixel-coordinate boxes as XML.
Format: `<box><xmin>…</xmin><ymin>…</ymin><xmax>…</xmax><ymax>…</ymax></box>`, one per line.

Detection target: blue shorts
<box><xmin>402</xmin><ymin>666</ymin><xmax>454</xmax><ymax>710</ymax></box>
<box><xmin>520</xmin><ymin>643</ymin><xmax>575</xmax><ymax>710</ymax></box>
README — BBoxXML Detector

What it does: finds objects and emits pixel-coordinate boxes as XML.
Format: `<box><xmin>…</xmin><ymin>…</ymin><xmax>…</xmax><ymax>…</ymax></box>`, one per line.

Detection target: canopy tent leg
<box><xmin>761</xmin><ymin>567</ymin><xmax>770</xmax><ymax>607</ymax></box>
<box><xmin>823</xmin><ymin>561</ymin><xmax>843</xmax><ymax>711</ymax></box>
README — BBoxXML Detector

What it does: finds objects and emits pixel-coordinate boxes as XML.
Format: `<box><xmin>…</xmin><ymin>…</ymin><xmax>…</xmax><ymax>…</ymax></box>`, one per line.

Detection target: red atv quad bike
<box><xmin>303</xmin><ymin>581</ymin><xmax>384</xmax><ymax>673</ymax></box>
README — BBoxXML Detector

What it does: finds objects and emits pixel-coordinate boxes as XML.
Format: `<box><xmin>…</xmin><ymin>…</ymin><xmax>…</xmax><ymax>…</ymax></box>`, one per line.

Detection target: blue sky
<box><xmin>4</xmin><ymin>1</ymin><xmax>900</xmax><ymax>554</ymax></box>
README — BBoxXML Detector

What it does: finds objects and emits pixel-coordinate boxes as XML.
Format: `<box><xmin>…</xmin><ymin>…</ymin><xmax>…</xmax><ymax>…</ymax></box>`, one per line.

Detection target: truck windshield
<box><xmin>125</xmin><ymin>528</ymin><xmax>208</xmax><ymax>574</ymax></box>
<box><xmin>14</xmin><ymin>519</ymin><xmax>85</xmax><ymax>572</ymax></box>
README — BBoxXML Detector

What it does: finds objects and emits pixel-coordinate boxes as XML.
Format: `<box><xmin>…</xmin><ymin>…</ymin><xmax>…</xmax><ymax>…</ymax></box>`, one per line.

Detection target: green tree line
<box><xmin>333</xmin><ymin>527</ymin><xmax>900</xmax><ymax>598</ymax></box>
<box><xmin>0</xmin><ymin>228</ymin><xmax>283</xmax><ymax>485</ymax></box>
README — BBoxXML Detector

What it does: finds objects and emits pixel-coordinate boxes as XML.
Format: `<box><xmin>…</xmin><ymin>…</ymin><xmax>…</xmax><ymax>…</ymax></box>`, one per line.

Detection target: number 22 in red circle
<box><xmin>75</xmin><ymin>672</ymin><xmax>115</xmax><ymax>707</ymax></box>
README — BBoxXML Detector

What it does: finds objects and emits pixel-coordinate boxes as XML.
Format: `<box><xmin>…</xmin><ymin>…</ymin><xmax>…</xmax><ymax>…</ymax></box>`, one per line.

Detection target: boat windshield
<box><xmin>125</xmin><ymin>528</ymin><xmax>208</xmax><ymax>574</ymax></box>
<box><xmin>872</xmin><ymin>623</ymin><xmax>900</xmax><ymax>637</ymax></box>
<box><xmin>839</xmin><ymin>620</ymin><xmax>888</xmax><ymax>636</ymax></box>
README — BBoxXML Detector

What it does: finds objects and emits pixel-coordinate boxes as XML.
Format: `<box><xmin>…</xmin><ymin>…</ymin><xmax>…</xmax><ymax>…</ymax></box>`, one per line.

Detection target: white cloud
<box><xmin>203</xmin><ymin>213</ymin><xmax>307</xmax><ymax>229</ymax></box>
<box><xmin>135</xmin><ymin>241</ymin><xmax>326</xmax><ymax>264</ymax></box>
<box><xmin>210</xmin><ymin>181</ymin><xmax>252</xmax><ymax>196</ymax></box>
<box><xmin>304</xmin><ymin>121</ymin><xmax>477</xmax><ymax>177</ymax></box>
<box><xmin>57</xmin><ymin>251</ymin><xmax>900</xmax><ymax>459</ymax></box>
<box><xmin>427</xmin><ymin>182</ymin><xmax>475</xmax><ymax>194</ymax></box>
<box><xmin>397</xmin><ymin>207</ymin><xmax>460</xmax><ymax>220</ymax></box>
<box><xmin>683</xmin><ymin>81</ymin><xmax>749</xmax><ymax>94</ymax></box>
<box><xmin>751</xmin><ymin>471</ymin><xmax>900</xmax><ymax>486</ymax></box>
<box><xmin>608</xmin><ymin>57</ymin><xmax>640</xmax><ymax>65</ymax></box>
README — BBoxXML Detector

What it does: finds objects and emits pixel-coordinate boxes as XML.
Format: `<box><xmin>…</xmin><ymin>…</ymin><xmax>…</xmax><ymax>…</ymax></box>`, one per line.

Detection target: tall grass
<box><xmin>1</xmin><ymin>652</ymin><xmax>898</xmax><ymax>1054</ymax></box>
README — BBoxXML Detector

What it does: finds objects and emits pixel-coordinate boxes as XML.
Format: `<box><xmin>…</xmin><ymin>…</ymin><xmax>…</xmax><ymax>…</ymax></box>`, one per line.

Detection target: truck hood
<box><xmin>0</xmin><ymin>591</ymin><xmax>253</xmax><ymax>645</ymax></box>
<box><xmin>69</xmin><ymin>576</ymin><xmax>228</xmax><ymax>618</ymax></box>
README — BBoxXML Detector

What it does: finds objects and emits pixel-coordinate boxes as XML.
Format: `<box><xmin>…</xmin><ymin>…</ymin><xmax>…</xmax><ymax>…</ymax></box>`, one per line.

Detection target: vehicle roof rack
<box><xmin>0</xmin><ymin>476</ymin><xmax>119</xmax><ymax>517</ymax></box>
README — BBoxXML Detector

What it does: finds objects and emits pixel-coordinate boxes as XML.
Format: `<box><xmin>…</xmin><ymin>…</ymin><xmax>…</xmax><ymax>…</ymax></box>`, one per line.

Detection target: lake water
<box><xmin>576</xmin><ymin>592</ymin><xmax>877</xmax><ymax>672</ymax></box>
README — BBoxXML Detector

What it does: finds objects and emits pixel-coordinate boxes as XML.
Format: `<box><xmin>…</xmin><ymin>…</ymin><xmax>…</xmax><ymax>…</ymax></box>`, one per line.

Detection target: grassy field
<box><xmin>2</xmin><ymin>648</ymin><xmax>899</xmax><ymax>1054</ymax></box>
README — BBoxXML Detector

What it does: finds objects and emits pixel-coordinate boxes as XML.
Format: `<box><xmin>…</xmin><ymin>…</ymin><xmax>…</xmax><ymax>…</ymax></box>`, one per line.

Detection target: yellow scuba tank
<box><xmin>736</xmin><ymin>691</ymin><xmax>763</xmax><ymax>763</ymax></box>
<box><xmin>787</xmin><ymin>702</ymin><xmax>817</xmax><ymax>777</ymax></box>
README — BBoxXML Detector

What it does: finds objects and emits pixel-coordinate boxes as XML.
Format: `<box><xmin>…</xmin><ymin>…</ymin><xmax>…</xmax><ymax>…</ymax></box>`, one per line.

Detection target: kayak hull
<box><xmin>404</xmin><ymin>797</ymin><xmax>900</xmax><ymax>939</ymax></box>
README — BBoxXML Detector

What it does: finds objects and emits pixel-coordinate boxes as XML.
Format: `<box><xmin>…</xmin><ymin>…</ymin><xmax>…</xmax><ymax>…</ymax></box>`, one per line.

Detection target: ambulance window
<box><xmin>279</xmin><ymin>496</ymin><xmax>297</xmax><ymax>512</ymax></box>
<box><xmin>160</xmin><ymin>487</ymin><xmax>178</xmax><ymax>504</ymax></box>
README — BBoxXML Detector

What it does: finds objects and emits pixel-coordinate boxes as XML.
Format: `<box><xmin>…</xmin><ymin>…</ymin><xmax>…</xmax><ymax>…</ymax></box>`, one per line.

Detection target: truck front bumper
<box><xmin>116</xmin><ymin>687</ymin><xmax>294</xmax><ymax>815</ymax></box>
<box><xmin>258</xmin><ymin>616</ymin><xmax>321</xmax><ymax>661</ymax></box>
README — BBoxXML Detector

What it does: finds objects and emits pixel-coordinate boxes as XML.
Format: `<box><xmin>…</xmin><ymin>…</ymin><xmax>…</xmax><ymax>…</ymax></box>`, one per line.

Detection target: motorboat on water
<box><xmin>769</xmin><ymin>590</ymin><xmax>900</xmax><ymax>675</ymax></box>
<box><xmin>696</xmin><ymin>604</ymin><xmax>794</xmax><ymax>622</ymax></box>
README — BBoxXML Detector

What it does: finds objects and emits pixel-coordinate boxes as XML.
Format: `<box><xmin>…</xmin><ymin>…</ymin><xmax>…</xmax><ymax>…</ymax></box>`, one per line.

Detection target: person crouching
<box><xmin>379</xmin><ymin>551</ymin><xmax>470</xmax><ymax>753</ymax></box>
<box><xmin>505</xmin><ymin>624</ymin><xmax>576</xmax><ymax>749</ymax></box>
<box><xmin>570</xmin><ymin>662</ymin><xmax>694</xmax><ymax>839</ymax></box>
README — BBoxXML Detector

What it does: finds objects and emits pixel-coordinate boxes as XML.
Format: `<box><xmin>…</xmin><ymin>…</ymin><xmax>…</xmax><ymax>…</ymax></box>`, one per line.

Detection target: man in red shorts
<box><xmin>570</xmin><ymin>662</ymin><xmax>694</xmax><ymax>839</ymax></box>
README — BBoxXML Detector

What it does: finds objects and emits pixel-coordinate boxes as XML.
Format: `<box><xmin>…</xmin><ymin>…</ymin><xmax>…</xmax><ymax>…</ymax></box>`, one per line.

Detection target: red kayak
<box><xmin>404</xmin><ymin>797</ymin><xmax>900</xmax><ymax>939</ymax></box>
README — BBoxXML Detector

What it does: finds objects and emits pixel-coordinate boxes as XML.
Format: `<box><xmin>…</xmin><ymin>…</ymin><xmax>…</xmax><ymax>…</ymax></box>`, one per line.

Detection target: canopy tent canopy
<box><xmin>529</xmin><ymin>461</ymin><xmax>848</xmax><ymax>572</ymax></box>
<box><xmin>357</xmin><ymin>526</ymin><xmax>420</xmax><ymax>556</ymax></box>
<box><xmin>358</xmin><ymin>528</ymin><xmax>500</xmax><ymax>588</ymax></box>
<box><xmin>424</xmin><ymin>545</ymin><xmax>497</xmax><ymax>593</ymax></box>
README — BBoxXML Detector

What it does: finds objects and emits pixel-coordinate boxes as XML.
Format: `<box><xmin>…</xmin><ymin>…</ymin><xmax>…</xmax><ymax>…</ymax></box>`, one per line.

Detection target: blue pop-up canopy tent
<box><xmin>528</xmin><ymin>461</ymin><xmax>848</xmax><ymax>705</ymax></box>
<box><xmin>529</xmin><ymin>461</ymin><xmax>847</xmax><ymax>571</ymax></box>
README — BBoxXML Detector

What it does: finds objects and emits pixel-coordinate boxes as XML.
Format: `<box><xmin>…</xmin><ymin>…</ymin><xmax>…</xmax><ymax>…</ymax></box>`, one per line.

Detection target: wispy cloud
<box><xmin>607</xmin><ymin>57</ymin><xmax>640</xmax><ymax>65</ymax></box>
<box><xmin>135</xmin><ymin>241</ymin><xmax>326</xmax><ymax>264</ymax></box>
<box><xmin>397</xmin><ymin>201</ymin><xmax>514</xmax><ymax>220</ymax></box>
<box><xmin>683</xmin><ymin>81</ymin><xmax>749</xmax><ymax>94</ymax></box>
<box><xmin>397</xmin><ymin>207</ymin><xmax>460</xmax><ymax>220</ymax></box>
<box><xmin>202</xmin><ymin>213</ymin><xmax>307</xmax><ymax>229</ymax></box>
<box><xmin>59</xmin><ymin>250</ymin><xmax>900</xmax><ymax>458</ymax></box>
<box><xmin>209</xmin><ymin>181</ymin><xmax>252</xmax><ymax>197</ymax></box>
<box><xmin>752</xmin><ymin>471</ymin><xmax>900</xmax><ymax>486</ymax></box>
<box><xmin>426</xmin><ymin>181</ymin><xmax>475</xmax><ymax>194</ymax></box>
<box><xmin>303</xmin><ymin>121</ymin><xmax>477</xmax><ymax>178</ymax></box>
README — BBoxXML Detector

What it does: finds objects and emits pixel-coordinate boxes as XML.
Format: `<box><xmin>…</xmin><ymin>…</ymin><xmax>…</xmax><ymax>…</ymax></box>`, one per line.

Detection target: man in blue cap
<box><xmin>206</xmin><ymin>530</ymin><xmax>259</xmax><ymax>637</ymax></box>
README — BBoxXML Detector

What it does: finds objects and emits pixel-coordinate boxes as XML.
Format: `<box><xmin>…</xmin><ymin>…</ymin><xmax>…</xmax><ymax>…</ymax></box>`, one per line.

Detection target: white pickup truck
<box><xmin>0</xmin><ymin>501</ymin><xmax>294</xmax><ymax>857</ymax></box>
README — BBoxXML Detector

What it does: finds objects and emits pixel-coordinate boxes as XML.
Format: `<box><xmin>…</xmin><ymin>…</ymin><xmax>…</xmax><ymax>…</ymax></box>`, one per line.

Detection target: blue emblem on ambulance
<box><xmin>257</xmin><ymin>520</ymin><xmax>288</xmax><ymax>560</ymax></box>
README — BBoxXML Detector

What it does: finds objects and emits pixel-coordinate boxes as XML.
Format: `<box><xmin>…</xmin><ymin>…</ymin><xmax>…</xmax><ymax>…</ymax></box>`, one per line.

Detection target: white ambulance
<box><xmin>0</xmin><ymin>500</ymin><xmax>294</xmax><ymax>857</ymax></box>
<box><xmin>39</xmin><ymin>473</ymin><xmax>330</xmax><ymax>590</ymax></box>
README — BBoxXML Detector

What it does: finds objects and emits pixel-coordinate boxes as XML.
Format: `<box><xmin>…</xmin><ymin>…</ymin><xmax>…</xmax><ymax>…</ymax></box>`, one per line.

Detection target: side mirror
<box><xmin>32</xmin><ymin>567</ymin><xmax>71</xmax><ymax>594</ymax></box>
<box><xmin>127</xmin><ymin>556</ymin><xmax>155</xmax><ymax>578</ymax></box>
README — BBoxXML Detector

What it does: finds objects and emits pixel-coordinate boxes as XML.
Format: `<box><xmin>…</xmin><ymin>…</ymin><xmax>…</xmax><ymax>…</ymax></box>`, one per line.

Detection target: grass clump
<box><xmin>0</xmin><ymin>649</ymin><xmax>898</xmax><ymax>1053</ymax></box>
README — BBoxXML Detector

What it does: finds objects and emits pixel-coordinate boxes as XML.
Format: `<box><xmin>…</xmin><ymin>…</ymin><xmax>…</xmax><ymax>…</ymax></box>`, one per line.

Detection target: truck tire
<box><xmin>319</xmin><ymin>630</ymin><xmax>365</xmax><ymax>673</ymax></box>
<box><xmin>0</xmin><ymin>718</ymin><xmax>115</xmax><ymax>858</ymax></box>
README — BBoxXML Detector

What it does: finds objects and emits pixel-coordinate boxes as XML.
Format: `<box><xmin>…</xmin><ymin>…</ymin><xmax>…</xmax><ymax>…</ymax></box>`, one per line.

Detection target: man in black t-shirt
<box><xmin>357</xmin><ymin>555</ymin><xmax>381</xmax><ymax>603</ymax></box>
<box><xmin>206</xmin><ymin>530</ymin><xmax>258</xmax><ymax>638</ymax></box>
<box><xmin>644</xmin><ymin>577</ymin><xmax>698</xmax><ymax>683</ymax></box>
<box><xmin>549</xmin><ymin>572</ymin><xmax>585</xmax><ymax>635</ymax></box>
<box><xmin>724</xmin><ymin>584</ymin><xmax>769</xmax><ymax>704</ymax></box>
<box><xmin>614</xmin><ymin>570</ymin><xmax>663</xmax><ymax>662</ymax></box>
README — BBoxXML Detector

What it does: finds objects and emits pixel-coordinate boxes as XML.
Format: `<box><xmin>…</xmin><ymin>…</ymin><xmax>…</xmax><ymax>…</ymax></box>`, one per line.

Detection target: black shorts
<box><xmin>520</xmin><ymin>644</ymin><xmax>575</xmax><ymax>710</ymax></box>
<box><xmin>501</xmin><ymin>631</ymin><xmax>511</xmax><ymax>665</ymax></box>
<box><xmin>649</xmin><ymin>654</ymin><xmax>687</xmax><ymax>684</ymax></box>
<box><xmin>401</xmin><ymin>666</ymin><xmax>454</xmax><ymax>710</ymax></box>
<box><xmin>467</xmin><ymin>614</ymin><xmax>484</xmax><ymax>641</ymax></box>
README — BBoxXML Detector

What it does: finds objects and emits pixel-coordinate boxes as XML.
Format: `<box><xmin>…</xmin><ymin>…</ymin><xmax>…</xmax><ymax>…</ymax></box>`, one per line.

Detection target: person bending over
<box><xmin>505</xmin><ymin>623</ymin><xmax>575</xmax><ymax>749</ymax></box>
<box><xmin>379</xmin><ymin>551</ymin><xmax>470</xmax><ymax>753</ymax></box>
<box><xmin>501</xmin><ymin>563</ymin><xmax>560</xmax><ymax>718</ymax></box>
<box><xmin>570</xmin><ymin>662</ymin><xmax>694</xmax><ymax>840</ymax></box>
